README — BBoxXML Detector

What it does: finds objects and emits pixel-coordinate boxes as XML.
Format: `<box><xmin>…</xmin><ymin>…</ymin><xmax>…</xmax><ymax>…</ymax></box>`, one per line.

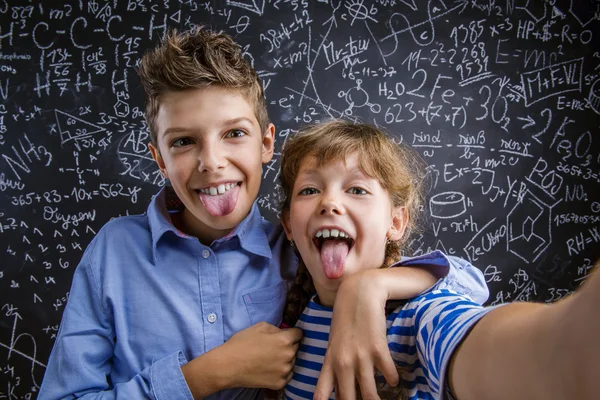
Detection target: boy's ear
<box><xmin>148</xmin><ymin>143</ymin><xmax>168</xmax><ymax>179</ymax></box>
<box><xmin>387</xmin><ymin>206</ymin><xmax>408</xmax><ymax>241</ymax></box>
<box><xmin>280</xmin><ymin>208</ymin><xmax>294</xmax><ymax>241</ymax></box>
<box><xmin>261</xmin><ymin>123</ymin><xmax>275</xmax><ymax>164</ymax></box>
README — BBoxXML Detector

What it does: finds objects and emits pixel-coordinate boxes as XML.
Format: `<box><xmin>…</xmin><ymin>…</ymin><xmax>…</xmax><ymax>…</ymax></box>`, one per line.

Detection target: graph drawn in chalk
<box><xmin>507</xmin><ymin>189</ymin><xmax>561</xmax><ymax>264</ymax></box>
<box><xmin>0</xmin><ymin>308</ymin><xmax>46</xmax><ymax>390</ymax></box>
<box><xmin>54</xmin><ymin>110</ymin><xmax>106</xmax><ymax>145</ymax></box>
<box><xmin>226</xmin><ymin>0</ymin><xmax>265</xmax><ymax>15</ymax></box>
<box><xmin>569</xmin><ymin>0</ymin><xmax>599</xmax><ymax>27</ymax></box>
<box><xmin>588</xmin><ymin>79</ymin><xmax>600</xmax><ymax>115</ymax></box>
<box><xmin>430</xmin><ymin>191</ymin><xmax>466</xmax><ymax>219</ymax></box>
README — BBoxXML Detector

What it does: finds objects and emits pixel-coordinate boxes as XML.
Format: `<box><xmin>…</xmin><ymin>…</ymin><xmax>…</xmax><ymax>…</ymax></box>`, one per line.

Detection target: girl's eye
<box><xmin>225</xmin><ymin>129</ymin><xmax>246</xmax><ymax>138</ymax></box>
<box><xmin>171</xmin><ymin>137</ymin><xmax>194</xmax><ymax>147</ymax></box>
<box><xmin>298</xmin><ymin>187</ymin><xmax>319</xmax><ymax>196</ymax></box>
<box><xmin>348</xmin><ymin>187</ymin><xmax>367</xmax><ymax>195</ymax></box>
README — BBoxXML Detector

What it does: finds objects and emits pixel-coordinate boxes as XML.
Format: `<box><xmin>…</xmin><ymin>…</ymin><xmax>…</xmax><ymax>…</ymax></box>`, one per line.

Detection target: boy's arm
<box><xmin>449</xmin><ymin>263</ymin><xmax>600</xmax><ymax>400</ymax></box>
<box><xmin>181</xmin><ymin>322</ymin><xmax>302</xmax><ymax>398</ymax></box>
<box><xmin>39</xmin><ymin>240</ymin><xmax>194</xmax><ymax>400</ymax></box>
<box><xmin>40</xmin><ymin>241</ymin><xmax>302</xmax><ymax>400</ymax></box>
<box><xmin>314</xmin><ymin>265</ymin><xmax>440</xmax><ymax>399</ymax></box>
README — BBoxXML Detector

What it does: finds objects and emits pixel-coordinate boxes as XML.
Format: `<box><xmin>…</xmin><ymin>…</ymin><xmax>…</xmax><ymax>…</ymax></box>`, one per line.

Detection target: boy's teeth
<box><xmin>331</xmin><ymin>229</ymin><xmax>339</xmax><ymax>238</ymax></box>
<box><xmin>315</xmin><ymin>231</ymin><xmax>322</xmax><ymax>238</ymax></box>
<box><xmin>322</xmin><ymin>229</ymin><xmax>330</xmax><ymax>238</ymax></box>
<box><xmin>200</xmin><ymin>183</ymin><xmax>236</xmax><ymax>196</ymax></box>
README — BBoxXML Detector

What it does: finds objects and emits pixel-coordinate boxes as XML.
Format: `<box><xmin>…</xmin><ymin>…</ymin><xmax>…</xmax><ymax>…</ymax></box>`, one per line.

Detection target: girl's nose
<box><xmin>319</xmin><ymin>195</ymin><xmax>342</xmax><ymax>215</ymax></box>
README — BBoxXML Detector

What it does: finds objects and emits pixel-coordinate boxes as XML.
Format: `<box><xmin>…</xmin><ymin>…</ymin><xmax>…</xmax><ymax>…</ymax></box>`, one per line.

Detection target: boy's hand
<box><xmin>223</xmin><ymin>322</ymin><xmax>302</xmax><ymax>389</ymax></box>
<box><xmin>315</xmin><ymin>269</ymin><xmax>397</xmax><ymax>400</ymax></box>
<box><xmin>315</xmin><ymin>266</ymin><xmax>437</xmax><ymax>399</ymax></box>
<box><xmin>183</xmin><ymin>322</ymin><xmax>302</xmax><ymax>398</ymax></box>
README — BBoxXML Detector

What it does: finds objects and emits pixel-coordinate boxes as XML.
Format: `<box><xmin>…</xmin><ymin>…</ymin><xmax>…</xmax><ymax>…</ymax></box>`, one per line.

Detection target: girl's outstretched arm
<box><xmin>449</xmin><ymin>262</ymin><xmax>600</xmax><ymax>400</ymax></box>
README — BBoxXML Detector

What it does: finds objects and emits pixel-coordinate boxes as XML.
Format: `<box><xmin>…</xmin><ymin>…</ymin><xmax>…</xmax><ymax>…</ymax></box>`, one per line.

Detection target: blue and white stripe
<box><xmin>285</xmin><ymin>289</ymin><xmax>498</xmax><ymax>400</ymax></box>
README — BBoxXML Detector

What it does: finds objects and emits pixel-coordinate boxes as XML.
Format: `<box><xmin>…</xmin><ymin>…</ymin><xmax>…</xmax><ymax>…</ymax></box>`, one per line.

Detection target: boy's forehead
<box><xmin>155</xmin><ymin>87</ymin><xmax>259</xmax><ymax>137</ymax></box>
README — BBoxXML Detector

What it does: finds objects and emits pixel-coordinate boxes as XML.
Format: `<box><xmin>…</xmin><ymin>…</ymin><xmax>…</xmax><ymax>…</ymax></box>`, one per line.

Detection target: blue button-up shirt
<box><xmin>39</xmin><ymin>187</ymin><xmax>489</xmax><ymax>399</ymax></box>
<box><xmin>39</xmin><ymin>188</ymin><xmax>297</xmax><ymax>399</ymax></box>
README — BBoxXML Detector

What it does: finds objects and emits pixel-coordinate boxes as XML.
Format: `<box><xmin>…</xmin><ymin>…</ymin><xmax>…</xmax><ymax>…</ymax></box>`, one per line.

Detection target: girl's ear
<box><xmin>388</xmin><ymin>206</ymin><xmax>408</xmax><ymax>241</ymax></box>
<box><xmin>280</xmin><ymin>208</ymin><xmax>294</xmax><ymax>241</ymax></box>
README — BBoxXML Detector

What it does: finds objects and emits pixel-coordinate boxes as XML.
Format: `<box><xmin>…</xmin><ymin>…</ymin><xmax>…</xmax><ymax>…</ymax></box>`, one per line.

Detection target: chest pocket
<box><xmin>243</xmin><ymin>281</ymin><xmax>288</xmax><ymax>326</ymax></box>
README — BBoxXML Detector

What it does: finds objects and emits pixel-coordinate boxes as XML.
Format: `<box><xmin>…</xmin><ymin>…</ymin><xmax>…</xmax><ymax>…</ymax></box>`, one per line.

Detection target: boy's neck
<box><xmin>171</xmin><ymin>209</ymin><xmax>236</xmax><ymax>245</ymax></box>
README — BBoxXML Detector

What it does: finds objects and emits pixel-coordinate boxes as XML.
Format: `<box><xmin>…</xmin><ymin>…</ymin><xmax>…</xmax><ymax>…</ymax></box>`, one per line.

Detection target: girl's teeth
<box><xmin>217</xmin><ymin>184</ymin><xmax>225</xmax><ymax>194</ymax></box>
<box><xmin>314</xmin><ymin>229</ymin><xmax>350</xmax><ymax>239</ymax></box>
<box><xmin>209</xmin><ymin>187</ymin><xmax>218</xmax><ymax>195</ymax></box>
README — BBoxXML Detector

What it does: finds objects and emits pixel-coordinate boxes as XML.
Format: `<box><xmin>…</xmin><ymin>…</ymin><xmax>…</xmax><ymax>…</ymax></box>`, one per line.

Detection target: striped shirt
<box><xmin>285</xmin><ymin>289</ymin><xmax>499</xmax><ymax>400</ymax></box>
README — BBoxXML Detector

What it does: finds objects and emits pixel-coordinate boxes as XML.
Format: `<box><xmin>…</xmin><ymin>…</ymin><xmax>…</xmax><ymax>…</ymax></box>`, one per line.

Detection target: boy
<box><xmin>39</xmin><ymin>28</ymin><xmax>488</xmax><ymax>399</ymax></box>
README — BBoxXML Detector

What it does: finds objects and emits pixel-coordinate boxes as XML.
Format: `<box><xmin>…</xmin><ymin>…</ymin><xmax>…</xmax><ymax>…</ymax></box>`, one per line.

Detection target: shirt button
<box><xmin>207</xmin><ymin>313</ymin><xmax>217</xmax><ymax>323</ymax></box>
<box><xmin>202</xmin><ymin>249</ymin><xmax>210</xmax><ymax>259</ymax></box>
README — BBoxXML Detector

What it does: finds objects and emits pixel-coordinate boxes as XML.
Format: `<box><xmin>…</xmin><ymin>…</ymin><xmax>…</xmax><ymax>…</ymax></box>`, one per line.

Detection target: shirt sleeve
<box><xmin>397</xmin><ymin>251</ymin><xmax>490</xmax><ymax>305</ymax></box>
<box><xmin>38</xmin><ymin>236</ymin><xmax>194</xmax><ymax>400</ymax></box>
<box><xmin>412</xmin><ymin>290</ymin><xmax>499</xmax><ymax>399</ymax></box>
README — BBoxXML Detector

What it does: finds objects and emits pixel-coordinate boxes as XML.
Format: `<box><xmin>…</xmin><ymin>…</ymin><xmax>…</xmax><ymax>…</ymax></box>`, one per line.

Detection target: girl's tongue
<box><xmin>198</xmin><ymin>184</ymin><xmax>240</xmax><ymax>216</ymax></box>
<box><xmin>320</xmin><ymin>240</ymin><xmax>349</xmax><ymax>279</ymax></box>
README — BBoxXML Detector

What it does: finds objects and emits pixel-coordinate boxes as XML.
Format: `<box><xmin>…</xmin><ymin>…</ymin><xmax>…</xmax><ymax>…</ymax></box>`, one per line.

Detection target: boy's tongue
<box><xmin>320</xmin><ymin>240</ymin><xmax>349</xmax><ymax>279</ymax></box>
<box><xmin>198</xmin><ymin>185</ymin><xmax>240</xmax><ymax>216</ymax></box>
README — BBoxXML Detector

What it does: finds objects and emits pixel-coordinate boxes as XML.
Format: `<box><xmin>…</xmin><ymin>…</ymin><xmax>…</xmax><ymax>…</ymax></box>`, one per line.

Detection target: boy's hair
<box><xmin>280</xmin><ymin>119</ymin><xmax>425</xmax><ymax>324</ymax></box>
<box><xmin>137</xmin><ymin>27</ymin><xmax>270</xmax><ymax>145</ymax></box>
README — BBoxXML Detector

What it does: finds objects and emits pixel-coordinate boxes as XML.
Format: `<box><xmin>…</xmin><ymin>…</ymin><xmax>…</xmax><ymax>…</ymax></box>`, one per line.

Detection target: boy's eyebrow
<box><xmin>223</xmin><ymin>117</ymin><xmax>255</xmax><ymax>127</ymax></box>
<box><xmin>161</xmin><ymin>118</ymin><xmax>255</xmax><ymax>138</ymax></box>
<box><xmin>162</xmin><ymin>127</ymin><xmax>192</xmax><ymax>137</ymax></box>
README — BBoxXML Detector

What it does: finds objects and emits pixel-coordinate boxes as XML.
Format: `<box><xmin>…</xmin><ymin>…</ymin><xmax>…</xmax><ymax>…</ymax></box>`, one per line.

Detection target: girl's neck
<box><xmin>313</xmin><ymin>285</ymin><xmax>337</xmax><ymax>308</ymax></box>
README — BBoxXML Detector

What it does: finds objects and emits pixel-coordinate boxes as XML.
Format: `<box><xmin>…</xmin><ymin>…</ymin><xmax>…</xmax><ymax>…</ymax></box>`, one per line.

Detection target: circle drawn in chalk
<box><xmin>430</xmin><ymin>191</ymin><xmax>466</xmax><ymax>219</ymax></box>
<box><xmin>589</xmin><ymin>79</ymin><xmax>600</xmax><ymax>115</ymax></box>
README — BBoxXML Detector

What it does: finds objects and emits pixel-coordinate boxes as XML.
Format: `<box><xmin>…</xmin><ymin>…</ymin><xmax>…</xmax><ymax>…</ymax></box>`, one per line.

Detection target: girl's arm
<box><xmin>315</xmin><ymin>265</ymin><xmax>440</xmax><ymax>399</ymax></box>
<box><xmin>449</xmin><ymin>263</ymin><xmax>600</xmax><ymax>400</ymax></box>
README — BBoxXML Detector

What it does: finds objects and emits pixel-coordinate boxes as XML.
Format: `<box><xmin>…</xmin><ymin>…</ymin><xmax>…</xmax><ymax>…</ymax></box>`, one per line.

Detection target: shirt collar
<box><xmin>147</xmin><ymin>187</ymin><xmax>188</xmax><ymax>257</ymax></box>
<box><xmin>147</xmin><ymin>186</ymin><xmax>272</xmax><ymax>261</ymax></box>
<box><xmin>218</xmin><ymin>201</ymin><xmax>272</xmax><ymax>259</ymax></box>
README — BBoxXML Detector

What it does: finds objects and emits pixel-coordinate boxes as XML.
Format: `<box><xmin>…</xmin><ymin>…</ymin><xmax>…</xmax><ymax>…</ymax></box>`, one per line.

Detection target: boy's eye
<box><xmin>171</xmin><ymin>137</ymin><xmax>194</xmax><ymax>147</ymax></box>
<box><xmin>298</xmin><ymin>187</ymin><xmax>319</xmax><ymax>196</ymax></box>
<box><xmin>347</xmin><ymin>187</ymin><xmax>368</xmax><ymax>195</ymax></box>
<box><xmin>225</xmin><ymin>129</ymin><xmax>246</xmax><ymax>138</ymax></box>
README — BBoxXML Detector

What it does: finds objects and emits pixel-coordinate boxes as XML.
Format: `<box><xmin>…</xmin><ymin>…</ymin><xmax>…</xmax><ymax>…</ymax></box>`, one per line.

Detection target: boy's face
<box><xmin>281</xmin><ymin>153</ymin><xmax>406</xmax><ymax>306</ymax></box>
<box><xmin>149</xmin><ymin>86</ymin><xmax>274</xmax><ymax>243</ymax></box>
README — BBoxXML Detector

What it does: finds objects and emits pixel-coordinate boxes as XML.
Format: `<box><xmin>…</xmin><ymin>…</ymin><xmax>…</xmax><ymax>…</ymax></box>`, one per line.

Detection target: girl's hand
<box><xmin>314</xmin><ymin>266</ymin><xmax>438</xmax><ymax>399</ymax></box>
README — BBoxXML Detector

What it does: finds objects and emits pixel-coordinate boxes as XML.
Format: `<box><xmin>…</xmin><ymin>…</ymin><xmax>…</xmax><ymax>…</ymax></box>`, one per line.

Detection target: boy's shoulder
<box><xmin>97</xmin><ymin>212</ymin><xmax>151</xmax><ymax>241</ymax></box>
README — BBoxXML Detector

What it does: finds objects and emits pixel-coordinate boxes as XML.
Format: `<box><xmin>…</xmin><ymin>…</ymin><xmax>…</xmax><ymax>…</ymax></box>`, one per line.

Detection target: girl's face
<box><xmin>282</xmin><ymin>153</ymin><xmax>407</xmax><ymax>306</ymax></box>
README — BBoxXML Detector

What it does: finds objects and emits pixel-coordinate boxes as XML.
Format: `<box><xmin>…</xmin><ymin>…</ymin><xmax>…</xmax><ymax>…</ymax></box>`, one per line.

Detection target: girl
<box><xmin>279</xmin><ymin>119</ymin><xmax>600</xmax><ymax>400</ymax></box>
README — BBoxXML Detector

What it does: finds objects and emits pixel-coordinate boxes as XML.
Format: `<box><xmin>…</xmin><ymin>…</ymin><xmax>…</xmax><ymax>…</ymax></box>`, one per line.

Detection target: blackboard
<box><xmin>1</xmin><ymin>0</ymin><xmax>600</xmax><ymax>396</ymax></box>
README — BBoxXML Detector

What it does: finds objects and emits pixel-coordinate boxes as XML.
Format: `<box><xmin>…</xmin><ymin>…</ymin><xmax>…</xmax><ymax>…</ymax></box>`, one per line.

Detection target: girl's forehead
<box><xmin>296</xmin><ymin>152</ymin><xmax>370</xmax><ymax>179</ymax></box>
<box><xmin>298</xmin><ymin>151</ymin><xmax>360</xmax><ymax>169</ymax></box>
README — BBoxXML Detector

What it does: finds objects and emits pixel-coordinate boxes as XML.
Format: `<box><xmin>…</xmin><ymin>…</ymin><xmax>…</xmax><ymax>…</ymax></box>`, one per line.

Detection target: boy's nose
<box><xmin>198</xmin><ymin>145</ymin><xmax>225</xmax><ymax>172</ymax></box>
